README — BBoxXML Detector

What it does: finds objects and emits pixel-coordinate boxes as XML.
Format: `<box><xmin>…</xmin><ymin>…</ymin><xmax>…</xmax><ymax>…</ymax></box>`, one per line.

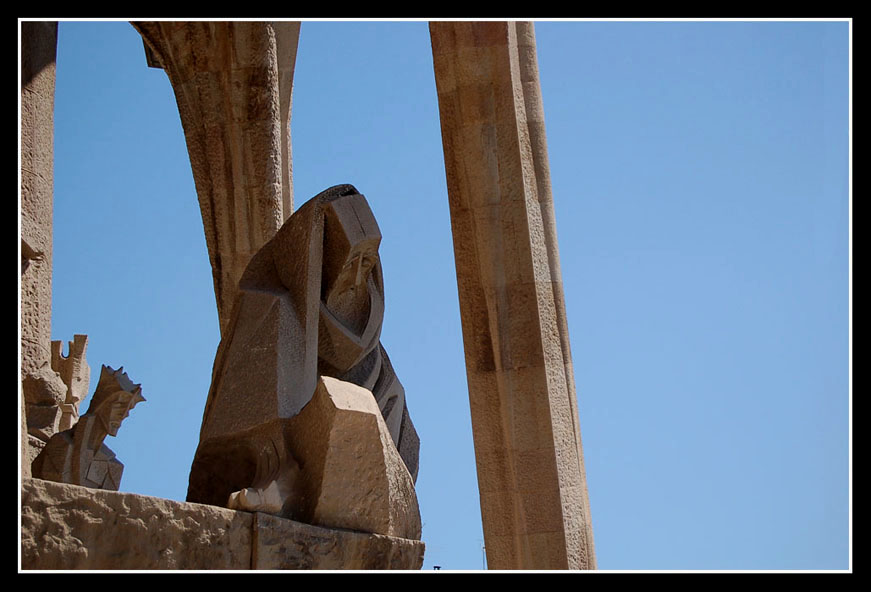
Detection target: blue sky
<box><xmin>39</xmin><ymin>19</ymin><xmax>850</xmax><ymax>570</ymax></box>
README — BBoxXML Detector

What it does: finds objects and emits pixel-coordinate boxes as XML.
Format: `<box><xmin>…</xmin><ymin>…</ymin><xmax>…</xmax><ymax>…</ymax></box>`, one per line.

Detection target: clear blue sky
<box><xmin>41</xmin><ymin>19</ymin><xmax>850</xmax><ymax>571</ymax></box>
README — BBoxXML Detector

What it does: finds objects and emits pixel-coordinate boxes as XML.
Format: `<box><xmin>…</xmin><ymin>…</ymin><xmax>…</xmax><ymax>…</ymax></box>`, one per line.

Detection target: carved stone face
<box><xmin>98</xmin><ymin>392</ymin><xmax>135</xmax><ymax>437</ymax></box>
<box><xmin>317</xmin><ymin>195</ymin><xmax>384</xmax><ymax>374</ymax></box>
<box><xmin>320</xmin><ymin>197</ymin><xmax>382</xmax><ymax>333</ymax></box>
<box><xmin>333</xmin><ymin>250</ymin><xmax>378</xmax><ymax>294</ymax></box>
<box><xmin>324</xmin><ymin>248</ymin><xmax>379</xmax><ymax>335</ymax></box>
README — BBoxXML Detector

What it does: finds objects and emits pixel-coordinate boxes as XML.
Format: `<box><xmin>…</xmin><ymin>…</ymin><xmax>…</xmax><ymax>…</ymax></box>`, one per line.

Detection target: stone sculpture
<box><xmin>32</xmin><ymin>365</ymin><xmax>145</xmax><ymax>491</ymax></box>
<box><xmin>21</xmin><ymin>20</ymin><xmax>596</xmax><ymax>570</ymax></box>
<box><xmin>187</xmin><ymin>185</ymin><xmax>420</xmax><ymax>539</ymax></box>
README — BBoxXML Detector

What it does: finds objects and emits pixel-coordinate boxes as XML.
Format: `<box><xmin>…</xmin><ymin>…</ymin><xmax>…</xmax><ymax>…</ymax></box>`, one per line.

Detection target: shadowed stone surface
<box><xmin>21</xmin><ymin>478</ymin><xmax>423</xmax><ymax>570</ymax></box>
<box><xmin>430</xmin><ymin>21</ymin><xmax>596</xmax><ymax>569</ymax></box>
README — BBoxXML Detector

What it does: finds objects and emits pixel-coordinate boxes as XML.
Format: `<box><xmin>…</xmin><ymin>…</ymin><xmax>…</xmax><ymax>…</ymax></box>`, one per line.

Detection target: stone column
<box><xmin>21</xmin><ymin>21</ymin><xmax>60</xmax><ymax>478</ymax></box>
<box><xmin>21</xmin><ymin>21</ymin><xmax>58</xmax><ymax>381</ymax></box>
<box><xmin>132</xmin><ymin>22</ymin><xmax>300</xmax><ymax>335</ymax></box>
<box><xmin>430</xmin><ymin>21</ymin><xmax>596</xmax><ymax>570</ymax></box>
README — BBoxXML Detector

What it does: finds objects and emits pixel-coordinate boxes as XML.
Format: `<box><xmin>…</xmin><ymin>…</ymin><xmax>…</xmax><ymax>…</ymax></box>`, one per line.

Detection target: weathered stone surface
<box><xmin>32</xmin><ymin>366</ymin><xmax>145</xmax><ymax>491</ymax></box>
<box><xmin>430</xmin><ymin>21</ymin><xmax>596</xmax><ymax>569</ymax></box>
<box><xmin>21</xmin><ymin>21</ymin><xmax>59</xmax><ymax>480</ymax></box>
<box><xmin>21</xmin><ymin>478</ymin><xmax>423</xmax><ymax>570</ymax></box>
<box><xmin>187</xmin><ymin>186</ymin><xmax>419</xmax><ymax>529</ymax></box>
<box><xmin>132</xmin><ymin>21</ymin><xmax>300</xmax><ymax>335</ymax></box>
<box><xmin>26</xmin><ymin>435</ymin><xmax>46</xmax><ymax>474</ymax></box>
<box><xmin>253</xmin><ymin>512</ymin><xmax>424</xmax><ymax>570</ymax></box>
<box><xmin>22</xmin><ymin>362</ymin><xmax>67</xmax><ymax>441</ymax></box>
<box><xmin>21</xmin><ymin>21</ymin><xmax>57</xmax><ymax>380</ymax></box>
<box><xmin>22</xmin><ymin>478</ymin><xmax>253</xmax><ymax>570</ymax></box>
<box><xmin>285</xmin><ymin>377</ymin><xmax>421</xmax><ymax>540</ymax></box>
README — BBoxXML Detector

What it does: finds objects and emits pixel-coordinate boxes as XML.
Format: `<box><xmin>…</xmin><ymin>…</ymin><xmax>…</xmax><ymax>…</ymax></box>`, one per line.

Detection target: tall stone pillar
<box><xmin>21</xmin><ymin>21</ymin><xmax>58</xmax><ymax>382</ymax></box>
<box><xmin>132</xmin><ymin>22</ymin><xmax>300</xmax><ymax>335</ymax></box>
<box><xmin>21</xmin><ymin>21</ymin><xmax>60</xmax><ymax>478</ymax></box>
<box><xmin>430</xmin><ymin>21</ymin><xmax>596</xmax><ymax>570</ymax></box>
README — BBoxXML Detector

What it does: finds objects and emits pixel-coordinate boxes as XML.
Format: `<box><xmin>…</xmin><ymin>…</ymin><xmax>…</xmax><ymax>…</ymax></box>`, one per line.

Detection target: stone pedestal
<box><xmin>21</xmin><ymin>478</ymin><xmax>424</xmax><ymax>570</ymax></box>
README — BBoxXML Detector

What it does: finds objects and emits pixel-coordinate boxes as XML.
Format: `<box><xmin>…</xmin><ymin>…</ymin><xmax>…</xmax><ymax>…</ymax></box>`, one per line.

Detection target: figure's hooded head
<box><xmin>224</xmin><ymin>184</ymin><xmax>385</xmax><ymax>422</ymax></box>
<box><xmin>316</xmin><ymin>190</ymin><xmax>384</xmax><ymax>373</ymax></box>
<box><xmin>320</xmin><ymin>195</ymin><xmax>382</xmax><ymax>327</ymax></box>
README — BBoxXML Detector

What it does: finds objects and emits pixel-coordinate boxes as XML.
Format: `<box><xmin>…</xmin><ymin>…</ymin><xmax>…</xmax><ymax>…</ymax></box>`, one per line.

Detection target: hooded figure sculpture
<box><xmin>187</xmin><ymin>185</ymin><xmax>419</xmax><ymax>520</ymax></box>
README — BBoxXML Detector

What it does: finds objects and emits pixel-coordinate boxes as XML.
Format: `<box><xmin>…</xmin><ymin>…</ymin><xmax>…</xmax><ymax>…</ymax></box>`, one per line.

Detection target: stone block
<box><xmin>252</xmin><ymin>512</ymin><xmax>424</xmax><ymax>570</ymax></box>
<box><xmin>287</xmin><ymin>377</ymin><xmax>421</xmax><ymax>540</ymax></box>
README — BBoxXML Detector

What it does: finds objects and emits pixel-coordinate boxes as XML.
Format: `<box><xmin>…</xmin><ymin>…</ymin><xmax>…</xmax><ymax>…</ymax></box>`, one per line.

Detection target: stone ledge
<box><xmin>21</xmin><ymin>478</ymin><xmax>424</xmax><ymax>570</ymax></box>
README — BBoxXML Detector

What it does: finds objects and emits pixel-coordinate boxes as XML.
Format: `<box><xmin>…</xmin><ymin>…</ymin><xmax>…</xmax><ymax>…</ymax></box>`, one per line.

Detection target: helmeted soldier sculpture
<box><xmin>186</xmin><ymin>185</ymin><xmax>419</xmax><ymax>536</ymax></box>
<box><xmin>31</xmin><ymin>365</ymin><xmax>145</xmax><ymax>491</ymax></box>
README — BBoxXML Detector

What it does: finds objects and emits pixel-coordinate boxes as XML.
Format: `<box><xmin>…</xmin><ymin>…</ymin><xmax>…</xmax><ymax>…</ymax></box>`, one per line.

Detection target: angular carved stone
<box><xmin>283</xmin><ymin>377</ymin><xmax>420</xmax><ymax>540</ymax></box>
<box><xmin>50</xmin><ymin>334</ymin><xmax>90</xmax><ymax>431</ymax></box>
<box><xmin>32</xmin><ymin>365</ymin><xmax>145</xmax><ymax>490</ymax></box>
<box><xmin>187</xmin><ymin>185</ymin><xmax>420</xmax><ymax>537</ymax></box>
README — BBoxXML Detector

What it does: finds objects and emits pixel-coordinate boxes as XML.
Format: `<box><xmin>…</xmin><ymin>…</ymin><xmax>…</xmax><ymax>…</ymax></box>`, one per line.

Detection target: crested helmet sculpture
<box><xmin>31</xmin><ymin>365</ymin><xmax>145</xmax><ymax>491</ymax></box>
